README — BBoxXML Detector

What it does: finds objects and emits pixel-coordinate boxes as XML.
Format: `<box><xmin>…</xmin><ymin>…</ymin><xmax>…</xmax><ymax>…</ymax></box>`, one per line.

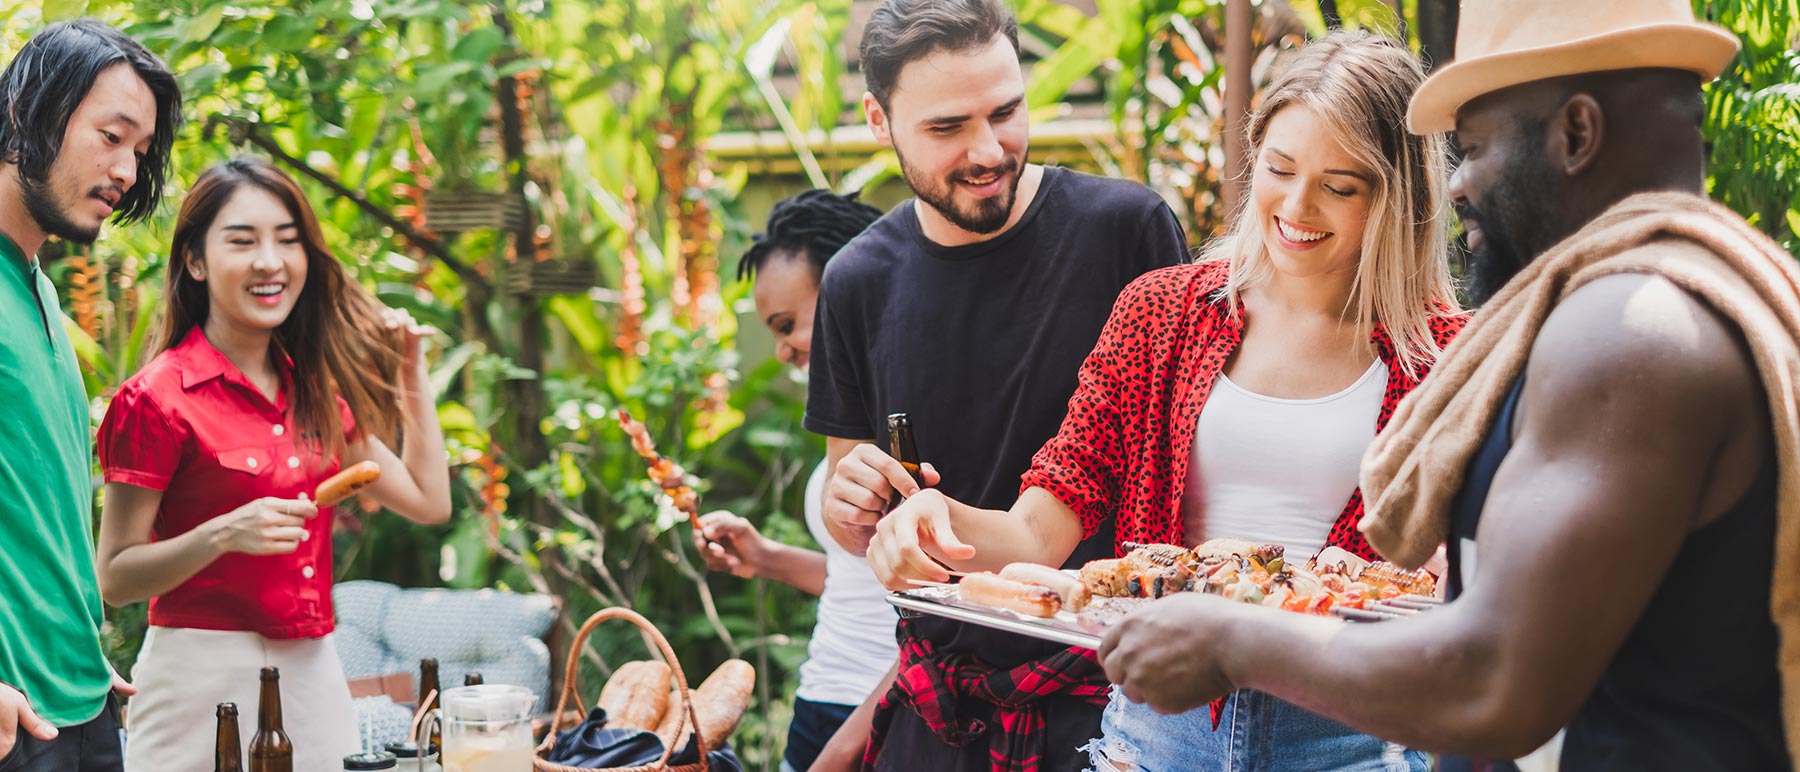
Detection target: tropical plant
<box><xmin>1696</xmin><ymin>0</ymin><xmax>1800</xmax><ymax>253</ymax></box>
<box><xmin>2</xmin><ymin>2</ymin><xmax>1794</xmax><ymax>769</ymax></box>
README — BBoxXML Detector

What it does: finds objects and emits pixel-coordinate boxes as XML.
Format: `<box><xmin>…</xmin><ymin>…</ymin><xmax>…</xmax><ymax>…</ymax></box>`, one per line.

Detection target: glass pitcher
<box><xmin>432</xmin><ymin>685</ymin><xmax>536</xmax><ymax>772</ymax></box>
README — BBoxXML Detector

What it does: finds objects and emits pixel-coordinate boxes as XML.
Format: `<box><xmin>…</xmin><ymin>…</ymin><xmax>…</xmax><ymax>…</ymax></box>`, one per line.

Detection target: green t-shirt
<box><xmin>0</xmin><ymin>233</ymin><xmax>110</xmax><ymax>726</ymax></box>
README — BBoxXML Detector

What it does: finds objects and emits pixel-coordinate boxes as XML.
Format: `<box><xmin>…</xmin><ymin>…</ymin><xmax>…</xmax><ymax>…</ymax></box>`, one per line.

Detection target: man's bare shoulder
<box><xmin>1520</xmin><ymin>266</ymin><xmax>1760</xmax><ymax>488</ymax></box>
<box><xmin>1532</xmin><ymin>265</ymin><xmax>1752</xmax><ymax>392</ymax></box>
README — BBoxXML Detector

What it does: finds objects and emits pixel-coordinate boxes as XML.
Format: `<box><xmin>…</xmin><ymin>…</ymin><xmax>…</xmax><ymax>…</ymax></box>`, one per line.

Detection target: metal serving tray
<box><xmin>887</xmin><ymin>583</ymin><xmax>1107</xmax><ymax>649</ymax></box>
<box><xmin>888</xmin><ymin>582</ymin><xmax>1444</xmax><ymax>649</ymax></box>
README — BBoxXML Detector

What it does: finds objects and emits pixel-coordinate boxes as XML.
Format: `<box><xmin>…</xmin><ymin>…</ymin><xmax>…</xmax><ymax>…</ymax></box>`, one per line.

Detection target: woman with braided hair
<box><xmin>690</xmin><ymin>189</ymin><xmax>892</xmax><ymax>772</ymax></box>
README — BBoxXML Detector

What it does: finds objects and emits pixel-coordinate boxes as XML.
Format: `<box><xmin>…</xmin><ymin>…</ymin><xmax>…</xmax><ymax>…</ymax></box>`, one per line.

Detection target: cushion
<box><xmin>333</xmin><ymin>581</ymin><xmax>557</xmax><ymax>711</ymax></box>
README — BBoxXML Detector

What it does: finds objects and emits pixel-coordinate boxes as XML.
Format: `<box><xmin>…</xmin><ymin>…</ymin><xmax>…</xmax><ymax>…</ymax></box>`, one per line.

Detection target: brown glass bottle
<box><xmin>247</xmin><ymin>667</ymin><xmax>292</xmax><ymax>772</ymax></box>
<box><xmin>419</xmin><ymin>658</ymin><xmax>441</xmax><ymax>746</ymax></box>
<box><xmin>214</xmin><ymin>702</ymin><xmax>244</xmax><ymax>772</ymax></box>
<box><xmin>463</xmin><ymin>672</ymin><xmax>483</xmax><ymax>686</ymax></box>
<box><xmin>886</xmin><ymin>413</ymin><xmax>926</xmax><ymax>512</ymax></box>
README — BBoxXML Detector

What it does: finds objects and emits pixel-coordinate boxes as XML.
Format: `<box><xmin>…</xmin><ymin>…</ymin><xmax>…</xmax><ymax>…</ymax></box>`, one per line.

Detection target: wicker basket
<box><xmin>533</xmin><ymin>608</ymin><xmax>710</xmax><ymax>772</ymax></box>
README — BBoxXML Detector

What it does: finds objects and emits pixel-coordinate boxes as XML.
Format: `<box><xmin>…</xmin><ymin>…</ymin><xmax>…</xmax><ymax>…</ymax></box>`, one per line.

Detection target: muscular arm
<box><xmin>1106</xmin><ymin>272</ymin><xmax>1768</xmax><ymax>758</ymax></box>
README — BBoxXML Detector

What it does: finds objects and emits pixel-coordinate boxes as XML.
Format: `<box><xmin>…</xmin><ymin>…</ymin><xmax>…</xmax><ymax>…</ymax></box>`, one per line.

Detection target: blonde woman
<box><xmin>860</xmin><ymin>31</ymin><xmax>1463</xmax><ymax>770</ymax></box>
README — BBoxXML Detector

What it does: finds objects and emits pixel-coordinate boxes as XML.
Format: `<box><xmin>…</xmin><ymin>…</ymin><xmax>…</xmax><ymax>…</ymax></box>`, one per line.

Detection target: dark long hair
<box><xmin>154</xmin><ymin>157</ymin><xmax>400</xmax><ymax>462</ymax></box>
<box><xmin>0</xmin><ymin>19</ymin><xmax>182</xmax><ymax>223</ymax></box>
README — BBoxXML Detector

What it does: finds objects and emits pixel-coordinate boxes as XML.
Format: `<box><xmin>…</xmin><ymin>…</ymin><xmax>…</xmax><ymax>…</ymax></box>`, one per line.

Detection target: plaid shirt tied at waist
<box><xmin>863</xmin><ymin>617</ymin><xmax>1111</xmax><ymax>772</ymax></box>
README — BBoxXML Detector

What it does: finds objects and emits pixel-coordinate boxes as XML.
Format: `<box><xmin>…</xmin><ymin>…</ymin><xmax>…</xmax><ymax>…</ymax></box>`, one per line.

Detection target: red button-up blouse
<box><xmin>98</xmin><ymin>328</ymin><xmax>355</xmax><ymax>639</ymax></box>
<box><xmin>1021</xmin><ymin>262</ymin><xmax>1467</xmax><ymax>561</ymax></box>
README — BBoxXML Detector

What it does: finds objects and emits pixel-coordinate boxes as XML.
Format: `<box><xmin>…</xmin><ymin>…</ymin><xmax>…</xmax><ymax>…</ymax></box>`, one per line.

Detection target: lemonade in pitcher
<box><xmin>439</xmin><ymin>685</ymin><xmax>536</xmax><ymax>772</ymax></box>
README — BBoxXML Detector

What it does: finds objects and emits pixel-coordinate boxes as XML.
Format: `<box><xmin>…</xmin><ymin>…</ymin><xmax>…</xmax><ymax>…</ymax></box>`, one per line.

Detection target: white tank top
<box><xmin>1182</xmin><ymin>361</ymin><xmax>1386</xmax><ymax>558</ymax></box>
<box><xmin>798</xmin><ymin>460</ymin><xmax>898</xmax><ymax>706</ymax></box>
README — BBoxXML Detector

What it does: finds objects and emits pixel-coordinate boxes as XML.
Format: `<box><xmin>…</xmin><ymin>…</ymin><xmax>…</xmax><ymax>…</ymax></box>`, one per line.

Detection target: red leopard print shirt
<box><xmin>1020</xmin><ymin>261</ymin><xmax>1468</xmax><ymax>561</ymax></box>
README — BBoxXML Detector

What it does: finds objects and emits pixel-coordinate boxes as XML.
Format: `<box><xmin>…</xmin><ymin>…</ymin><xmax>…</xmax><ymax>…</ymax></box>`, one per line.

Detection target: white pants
<box><xmin>124</xmin><ymin>627</ymin><xmax>360</xmax><ymax>772</ymax></box>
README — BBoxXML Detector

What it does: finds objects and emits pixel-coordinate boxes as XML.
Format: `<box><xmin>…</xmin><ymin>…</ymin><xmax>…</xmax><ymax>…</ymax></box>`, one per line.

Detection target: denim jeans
<box><xmin>783</xmin><ymin>696</ymin><xmax>857</xmax><ymax>772</ymax></box>
<box><xmin>1083</xmin><ymin>687</ymin><xmax>1426</xmax><ymax>772</ymax></box>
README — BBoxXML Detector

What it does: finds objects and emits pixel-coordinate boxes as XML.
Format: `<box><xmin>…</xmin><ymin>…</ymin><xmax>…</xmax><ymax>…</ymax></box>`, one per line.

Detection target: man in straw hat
<box><xmin>1095</xmin><ymin>1</ymin><xmax>1800</xmax><ymax>769</ymax></box>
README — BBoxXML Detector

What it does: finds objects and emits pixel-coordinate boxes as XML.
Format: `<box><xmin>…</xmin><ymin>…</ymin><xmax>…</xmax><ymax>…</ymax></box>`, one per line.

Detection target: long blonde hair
<box><xmin>1203</xmin><ymin>30</ymin><xmax>1457</xmax><ymax>378</ymax></box>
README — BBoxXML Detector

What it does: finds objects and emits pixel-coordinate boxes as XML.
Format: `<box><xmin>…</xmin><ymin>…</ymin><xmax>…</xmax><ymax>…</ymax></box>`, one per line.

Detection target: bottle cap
<box><xmin>342</xmin><ymin>751</ymin><xmax>398</xmax><ymax>770</ymax></box>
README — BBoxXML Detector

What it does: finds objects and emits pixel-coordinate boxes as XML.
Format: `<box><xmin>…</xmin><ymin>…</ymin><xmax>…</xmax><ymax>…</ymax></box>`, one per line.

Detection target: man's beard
<box><xmin>1462</xmin><ymin>150</ymin><xmax>1563</xmax><ymax>306</ymax></box>
<box><xmin>896</xmin><ymin>144</ymin><xmax>1021</xmax><ymax>236</ymax></box>
<box><xmin>20</xmin><ymin>173</ymin><xmax>103</xmax><ymax>245</ymax></box>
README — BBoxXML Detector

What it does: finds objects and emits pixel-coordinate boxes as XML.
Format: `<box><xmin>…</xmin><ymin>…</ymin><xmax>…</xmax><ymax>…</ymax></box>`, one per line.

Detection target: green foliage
<box><xmin>1697</xmin><ymin>0</ymin><xmax>1800</xmax><ymax>253</ymax></box>
<box><xmin>5</xmin><ymin>1</ymin><xmax>843</xmax><ymax>767</ymax></box>
<box><xmin>2</xmin><ymin>3</ymin><xmax>1794</xmax><ymax>769</ymax></box>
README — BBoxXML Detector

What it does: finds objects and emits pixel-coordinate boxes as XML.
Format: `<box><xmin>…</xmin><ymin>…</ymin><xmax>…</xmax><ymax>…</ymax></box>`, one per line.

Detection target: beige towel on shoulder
<box><xmin>1358</xmin><ymin>191</ymin><xmax>1800</xmax><ymax>761</ymax></box>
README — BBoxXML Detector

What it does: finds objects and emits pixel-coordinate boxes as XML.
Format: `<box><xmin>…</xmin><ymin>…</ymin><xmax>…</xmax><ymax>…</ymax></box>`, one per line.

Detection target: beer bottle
<box><xmin>463</xmin><ymin>672</ymin><xmax>483</xmax><ymax>686</ymax></box>
<box><xmin>419</xmin><ymin>658</ymin><xmax>441</xmax><ymax>746</ymax></box>
<box><xmin>248</xmin><ymin>667</ymin><xmax>293</xmax><ymax>772</ymax></box>
<box><xmin>886</xmin><ymin>412</ymin><xmax>926</xmax><ymax>511</ymax></box>
<box><xmin>215</xmin><ymin>702</ymin><xmax>244</xmax><ymax>772</ymax></box>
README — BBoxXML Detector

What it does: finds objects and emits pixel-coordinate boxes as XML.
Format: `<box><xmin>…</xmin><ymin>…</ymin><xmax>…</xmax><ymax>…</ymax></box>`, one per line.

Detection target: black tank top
<box><xmin>1442</xmin><ymin>376</ymin><xmax>1788</xmax><ymax>772</ymax></box>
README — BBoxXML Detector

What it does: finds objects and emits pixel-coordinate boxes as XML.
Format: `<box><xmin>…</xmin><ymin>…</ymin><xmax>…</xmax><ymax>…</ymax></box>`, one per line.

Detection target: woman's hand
<box><xmin>866</xmin><ymin>488</ymin><xmax>976</xmax><ymax>590</ymax></box>
<box><xmin>203</xmin><ymin>496</ymin><xmax>316</xmax><ymax>555</ymax></box>
<box><xmin>693</xmin><ymin>510</ymin><xmax>829</xmax><ymax>595</ymax></box>
<box><xmin>380</xmin><ymin>306</ymin><xmax>435</xmax><ymax>375</ymax></box>
<box><xmin>695</xmin><ymin>511</ymin><xmax>772</xmax><ymax>579</ymax></box>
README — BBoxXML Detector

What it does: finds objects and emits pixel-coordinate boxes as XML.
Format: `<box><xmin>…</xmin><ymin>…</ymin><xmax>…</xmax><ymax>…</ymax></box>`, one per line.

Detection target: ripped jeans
<box><xmin>1082</xmin><ymin>687</ymin><xmax>1427</xmax><ymax>772</ymax></box>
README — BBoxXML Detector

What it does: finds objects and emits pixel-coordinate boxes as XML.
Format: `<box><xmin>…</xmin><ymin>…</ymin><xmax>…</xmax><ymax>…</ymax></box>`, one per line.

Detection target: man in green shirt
<box><xmin>0</xmin><ymin>20</ymin><xmax>180</xmax><ymax>771</ymax></box>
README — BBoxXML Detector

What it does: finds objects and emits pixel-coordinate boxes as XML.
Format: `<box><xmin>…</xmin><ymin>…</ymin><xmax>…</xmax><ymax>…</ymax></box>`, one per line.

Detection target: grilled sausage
<box><xmin>957</xmin><ymin>572</ymin><xmax>1061</xmax><ymax>618</ymax></box>
<box><xmin>314</xmin><ymin>460</ymin><xmax>381</xmax><ymax>507</ymax></box>
<box><xmin>999</xmin><ymin>562</ymin><xmax>1091</xmax><ymax>611</ymax></box>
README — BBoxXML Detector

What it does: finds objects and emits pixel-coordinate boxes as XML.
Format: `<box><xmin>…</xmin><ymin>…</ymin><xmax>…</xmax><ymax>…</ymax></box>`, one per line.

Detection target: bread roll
<box><xmin>999</xmin><ymin>562</ymin><xmax>1091</xmax><ymax>611</ymax></box>
<box><xmin>596</xmin><ymin>660</ymin><xmax>671</xmax><ymax>731</ymax></box>
<box><xmin>687</xmin><ymin>659</ymin><xmax>755</xmax><ymax>752</ymax></box>
<box><xmin>957</xmin><ymin>572</ymin><xmax>1061</xmax><ymax>617</ymax></box>
<box><xmin>653</xmin><ymin>686</ymin><xmax>687</xmax><ymax>750</ymax></box>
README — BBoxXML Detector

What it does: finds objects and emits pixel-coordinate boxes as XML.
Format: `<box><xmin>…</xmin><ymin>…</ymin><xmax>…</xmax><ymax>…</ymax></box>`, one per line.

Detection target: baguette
<box><xmin>957</xmin><ymin>572</ymin><xmax>1061</xmax><ymax>618</ymax></box>
<box><xmin>695</xmin><ymin>659</ymin><xmax>755</xmax><ymax>750</ymax></box>
<box><xmin>653</xmin><ymin>686</ymin><xmax>687</xmax><ymax>750</ymax></box>
<box><xmin>681</xmin><ymin>659</ymin><xmax>755</xmax><ymax>752</ymax></box>
<box><xmin>998</xmin><ymin>562</ymin><xmax>1091</xmax><ymax>611</ymax></box>
<box><xmin>596</xmin><ymin>660</ymin><xmax>671</xmax><ymax>731</ymax></box>
<box><xmin>315</xmin><ymin>460</ymin><xmax>381</xmax><ymax>507</ymax></box>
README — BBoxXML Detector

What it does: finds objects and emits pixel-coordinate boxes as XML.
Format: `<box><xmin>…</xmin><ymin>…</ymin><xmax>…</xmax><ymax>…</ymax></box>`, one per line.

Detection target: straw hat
<box><xmin>1407</xmin><ymin>0</ymin><xmax>1740</xmax><ymax>134</ymax></box>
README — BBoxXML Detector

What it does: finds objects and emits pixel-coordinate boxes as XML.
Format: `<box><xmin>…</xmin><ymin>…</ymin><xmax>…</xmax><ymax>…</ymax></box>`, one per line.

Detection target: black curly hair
<box><xmin>737</xmin><ymin>189</ymin><xmax>884</xmax><ymax>282</ymax></box>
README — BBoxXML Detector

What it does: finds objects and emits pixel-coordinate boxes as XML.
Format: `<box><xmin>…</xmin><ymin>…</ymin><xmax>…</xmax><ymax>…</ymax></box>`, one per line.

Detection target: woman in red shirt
<box><xmin>95</xmin><ymin>157</ymin><xmax>450</xmax><ymax>771</ymax></box>
<box><xmin>861</xmin><ymin>32</ymin><xmax>1464</xmax><ymax>771</ymax></box>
